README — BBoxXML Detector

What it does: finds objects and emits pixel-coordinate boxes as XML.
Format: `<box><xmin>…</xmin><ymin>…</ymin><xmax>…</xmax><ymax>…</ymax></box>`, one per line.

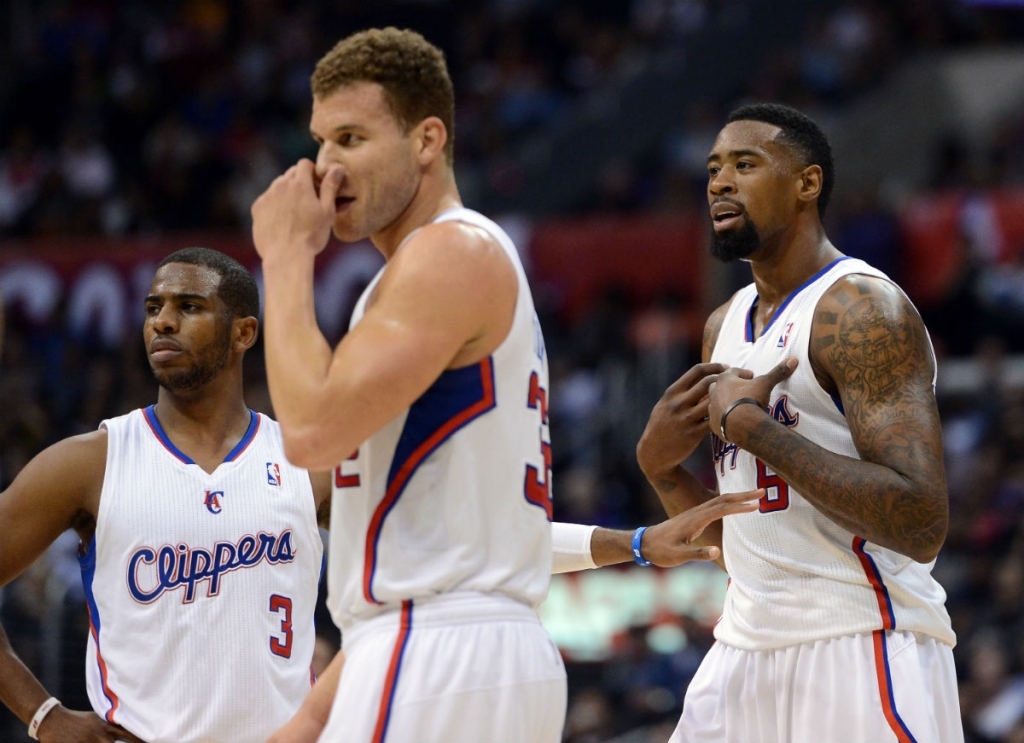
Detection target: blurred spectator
<box><xmin>5</xmin><ymin>1</ymin><xmax>1024</xmax><ymax>741</ymax></box>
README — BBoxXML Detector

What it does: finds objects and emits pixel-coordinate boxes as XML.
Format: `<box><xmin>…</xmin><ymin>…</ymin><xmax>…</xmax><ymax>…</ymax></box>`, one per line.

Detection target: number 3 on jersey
<box><xmin>524</xmin><ymin>371</ymin><xmax>553</xmax><ymax>518</ymax></box>
<box><xmin>269</xmin><ymin>594</ymin><xmax>293</xmax><ymax>658</ymax></box>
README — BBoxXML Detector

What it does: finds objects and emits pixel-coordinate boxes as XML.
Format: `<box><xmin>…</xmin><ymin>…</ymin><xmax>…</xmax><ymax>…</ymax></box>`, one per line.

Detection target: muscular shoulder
<box><xmin>0</xmin><ymin>430</ymin><xmax>107</xmax><ymax>561</ymax></box>
<box><xmin>810</xmin><ymin>273</ymin><xmax>934</xmax><ymax>399</ymax></box>
<box><xmin>373</xmin><ymin>219</ymin><xmax>518</xmax><ymax>364</ymax></box>
<box><xmin>401</xmin><ymin>220</ymin><xmax>512</xmax><ymax>272</ymax></box>
<box><xmin>33</xmin><ymin>429</ymin><xmax>109</xmax><ymax>481</ymax></box>
<box><xmin>378</xmin><ymin>221</ymin><xmax>516</xmax><ymax>305</ymax></box>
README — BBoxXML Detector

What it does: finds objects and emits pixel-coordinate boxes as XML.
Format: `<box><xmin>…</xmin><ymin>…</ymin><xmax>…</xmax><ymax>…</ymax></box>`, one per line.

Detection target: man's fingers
<box><xmin>674</xmin><ymin>363</ymin><xmax>729</xmax><ymax>391</ymax></box>
<box><xmin>762</xmin><ymin>357</ymin><xmax>798</xmax><ymax>386</ymax></box>
<box><xmin>682</xmin><ymin>546</ymin><xmax>721</xmax><ymax>562</ymax></box>
<box><xmin>698</xmin><ymin>489</ymin><xmax>763</xmax><ymax>520</ymax></box>
<box><xmin>656</xmin><ymin>544</ymin><xmax>721</xmax><ymax>567</ymax></box>
<box><xmin>318</xmin><ymin>165</ymin><xmax>344</xmax><ymax>212</ymax></box>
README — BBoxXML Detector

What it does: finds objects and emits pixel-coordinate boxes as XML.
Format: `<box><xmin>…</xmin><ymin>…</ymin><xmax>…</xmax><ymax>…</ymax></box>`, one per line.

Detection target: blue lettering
<box><xmin>126</xmin><ymin>548</ymin><xmax>161</xmax><ymax>602</ymax></box>
<box><xmin>125</xmin><ymin>530</ymin><xmax>296</xmax><ymax>605</ymax></box>
<box><xmin>237</xmin><ymin>535</ymin><xmax>259</xmax><ymax>565</ymax></box>
<box><xmin>269</xmin><ymin>531</ymin><xmax>294</xmax><ymax>563</ymax></box>
<box><xmin>712</xmin><ymin>434</ymin><xmax>741</xmax><ymax>475</ymax></box>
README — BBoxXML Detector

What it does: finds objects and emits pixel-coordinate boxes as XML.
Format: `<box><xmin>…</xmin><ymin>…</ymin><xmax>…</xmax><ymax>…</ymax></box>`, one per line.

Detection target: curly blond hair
<box><xmin>312</xmin><ymin>27</ymin><xmax>455</xmax><ymax>164</ymax></box>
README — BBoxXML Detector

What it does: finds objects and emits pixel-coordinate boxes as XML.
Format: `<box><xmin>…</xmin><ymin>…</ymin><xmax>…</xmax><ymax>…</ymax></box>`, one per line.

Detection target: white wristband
<box><xmin>28</xmin><ymin>696</ymin><xmax>60</xmax><ymax>740</ymax></box>
<box><xmin>551</xmin><ymin>522</ymin><xmax>598</xmax><ymax>574</ymax></box>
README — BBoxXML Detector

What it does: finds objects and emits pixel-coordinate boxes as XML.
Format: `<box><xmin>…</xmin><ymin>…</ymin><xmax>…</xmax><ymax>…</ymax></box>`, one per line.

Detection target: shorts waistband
<box><xmin>343</xmin><ymin>592</ymin><xmax>540</xmax><ymax>648</ymax></box>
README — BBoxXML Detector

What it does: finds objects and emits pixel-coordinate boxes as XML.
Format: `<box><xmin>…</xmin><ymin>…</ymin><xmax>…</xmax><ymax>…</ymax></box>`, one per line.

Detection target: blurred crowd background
<box><xmin>3</xmin><ymin>0</ymin><xmax>1024</xmax><ymax>740</ymax></box>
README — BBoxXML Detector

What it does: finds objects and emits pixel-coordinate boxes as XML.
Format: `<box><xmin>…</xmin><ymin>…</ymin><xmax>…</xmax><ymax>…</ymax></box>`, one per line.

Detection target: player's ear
<box><xmin>797</xmin><ymin>164</ymin><xmax>822</xmax><ymax>205</ymax></box>
<box><xmin>233</xmin><ymin>316</ymin><xmax>259</xmax><ymax>352</ymax></box>
<box><xmin>414</xmin><ymin>116</ymin><xmax>447</xmax><ymax>166</ymax></box>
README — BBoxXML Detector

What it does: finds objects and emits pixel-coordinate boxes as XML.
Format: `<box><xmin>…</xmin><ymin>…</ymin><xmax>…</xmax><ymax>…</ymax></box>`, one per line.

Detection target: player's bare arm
<box><xmin>636</xmin><ymin>302</ymin><xmax>732</xmax><ymax>496</ymax></box>
<box><xmin>0</xmin><ymin>432</ymin><xmax>106</xmax><ymax>586</ymax></box>
<box><xmin>0</xmin><ymin>433</ymin><xmax>143</xmax><ymax>742</ymax></box>
<box><xmin>255</xmin><ymin>195</ymin><xmax>516</xmax><ymax>469</ymax></box>
<box><xmin>268</xmin><ymin>649</ymin><xmax>345</xmax><ymax>743</ymax></box>
<box><xmin>709</xmin><ymin>275</ymin><xmax>948</xmax><ymax>563</ymax></box>
<box><xmin>587</xmin><ymin>492</ymin><xmax>762</xmax><ymax>568</ymax></box>
<box><xmin>636</xmin><ymin>300</ymin><xmax>764</xmax><ymax>569</ymax></box>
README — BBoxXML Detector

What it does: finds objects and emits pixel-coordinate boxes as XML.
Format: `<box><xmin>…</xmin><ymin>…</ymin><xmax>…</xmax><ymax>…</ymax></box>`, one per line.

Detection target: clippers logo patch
<box><xmin>267</xmin><ymin>462</ymin><xmax>282</xmax><ymax>486</ymax></box>
<box><xmin>204</xmin><ymin>490</ymin><xmax>224</xmax><ymax>514</ymax></box>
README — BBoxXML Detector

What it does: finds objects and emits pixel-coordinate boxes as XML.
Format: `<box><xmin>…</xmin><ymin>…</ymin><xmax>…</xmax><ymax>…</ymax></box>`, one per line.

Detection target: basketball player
<box><xmin>252</xmin><ymin>26</ymin><xmax>770</xmax><ymax>743</ymax></box>
<box><xmin>0</xmin><ymin>248</ymin><xmax>331</xmax><ymax>743</ymax></box>
<box><xmin>0</xmin><ymin>243</ymin><xmax>755</xmax><ymax>743</ymax></box>
<box><xmin>637</xmin><ymin>103</ymin><xmax>963</xmax><ymax>742</ymax></box>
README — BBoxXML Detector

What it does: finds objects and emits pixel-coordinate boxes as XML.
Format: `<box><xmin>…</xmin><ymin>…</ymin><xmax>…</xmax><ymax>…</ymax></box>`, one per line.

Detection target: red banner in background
<box><xmin>0</xmin><ymin>215</ymin><xmax>710</xmax><ymax>349</ymax></box>
<box><xmin>528</xmin><ymin>213</ymin><xmax>708</xmax><ymax>339</ymax></box>
<box><xmin>10</xmin><ymin>197</ymin><xmax>1000</xmax><ymax>350</ymax></box>
<box><xmin>0</xmin><ymin>233</ymin><xmax>382</xmax><ymax>347</ymax></box>
<box><xmin>899</xmin><ymin>187</ymin><xmax>1024</xmax><ymax>306</ymax></box>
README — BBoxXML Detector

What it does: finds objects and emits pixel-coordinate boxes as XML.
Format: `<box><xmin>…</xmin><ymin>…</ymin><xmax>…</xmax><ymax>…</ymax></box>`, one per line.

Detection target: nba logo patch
<box><xmin>266</xmin><ymin>462</ymin><xmax>282</xmax><ymax>486</ymax></box>
<box><xmin>777</xmin><ymin>322</ymin><xmax>794</xmax><ymax>349</ymax></box>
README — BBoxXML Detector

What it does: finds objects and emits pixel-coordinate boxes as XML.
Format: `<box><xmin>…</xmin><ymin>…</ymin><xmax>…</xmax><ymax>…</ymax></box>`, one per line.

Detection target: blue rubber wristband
<box><xmin>632</xmin><ymin>526</ymin><xmax>653</xmax><ymax>567</ymax></box>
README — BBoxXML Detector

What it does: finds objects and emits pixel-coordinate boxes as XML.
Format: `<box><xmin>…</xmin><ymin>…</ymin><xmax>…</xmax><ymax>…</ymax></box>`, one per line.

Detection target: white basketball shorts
<box><xmin>320</xmin><ymin>592</ymin><xmax>567</xmax><ymax>743</ymax></box>
<box><xmin>670</xmin><ymin>630</ymin><xmax>963</xmax><ymax>743</ymax></box>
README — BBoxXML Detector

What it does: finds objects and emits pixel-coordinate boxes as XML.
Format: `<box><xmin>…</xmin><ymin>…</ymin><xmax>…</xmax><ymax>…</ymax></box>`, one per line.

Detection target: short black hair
<box><xmin>727</xmin><ymin>102</ymin><xmax>835</xmax><ymax>219</ymax></box>
<box><xmin>157</xmin><ymin>248</ymin><xmax>260</xmax><ymax>320</ymax></box>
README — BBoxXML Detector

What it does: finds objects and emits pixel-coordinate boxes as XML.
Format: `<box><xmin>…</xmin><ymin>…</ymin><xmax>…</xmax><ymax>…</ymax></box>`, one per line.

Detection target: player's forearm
<box><xmin>640</xmin><ymin>460</ymin><xmax>717</xmax><ymax>518</ymax></box>
<box><xmin>260</xmin><ymin>258</ymin><xmax>337</xmax><ymax>453</ymax></box>
<box><xmin>638</xmin><ymin>463</ymin><xmax>723</xmax><ymax>560</ymax></box>
<box><xmin>304</xmin><ymin>649</ymin><xmax>345</xmax><ymax>727</ymax></box>
<box><xmin>588</xmin><ymin>529</ymin><xmax>635</xmax><ymax>567</ymax></box>
<box><xmin>551</xmin><ymin>524</ymin><xmax>641</xmax><ymax>569</ymax></box>
<box><xmin>728</xmin><ymin>406</ymin><xmax>947</xmax><ymax>562</ymax></box>
<box><xmin>0</xmin><ymin>623</ymin><xmax>52</xmax><ymax>725</ymax></box>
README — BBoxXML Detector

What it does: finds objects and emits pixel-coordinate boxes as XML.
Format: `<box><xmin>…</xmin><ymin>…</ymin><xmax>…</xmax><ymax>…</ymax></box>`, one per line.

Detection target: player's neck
<box><xmin>748</xmin><ymin>225</ymin><xmax>841</xmax><ymax>307</ymax></box>
<box><xmin>153</xmin><ymin>377</ymin><xmax>251</xmax><ymax>447</ymax></box>
<box><xmin>371</xmin><ymin>170</ymin><xmax>462</xmax><ymax>259</ymax></box>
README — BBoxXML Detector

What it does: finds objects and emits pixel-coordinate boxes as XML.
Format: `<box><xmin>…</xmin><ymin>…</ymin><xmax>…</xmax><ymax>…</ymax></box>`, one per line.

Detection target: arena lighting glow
<box><xmin>538</xmin><ymin>562</ymin><xmax>728</xmax><ymax>662</ymax></box>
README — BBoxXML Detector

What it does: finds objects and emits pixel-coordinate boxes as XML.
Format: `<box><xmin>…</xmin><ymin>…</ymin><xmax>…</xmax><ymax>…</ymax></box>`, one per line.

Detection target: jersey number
<box><xmin>334</xmin><ymin>450</ymin><xmax>360</xmax><ymax>488</ymax></box>
<box><xmin>524</xmin><ymin>372</ymin><xmax>553</xmax><ymax>518</ymax></box>
<box><xmin>756</xmin><ymin>459</ymin><xmax>790</xmax><ymax>512</ymax></box>
<box><xmin>269</xmin><ymin>594</ymin><xmax>293</xmax><ymax>658</ymax></box>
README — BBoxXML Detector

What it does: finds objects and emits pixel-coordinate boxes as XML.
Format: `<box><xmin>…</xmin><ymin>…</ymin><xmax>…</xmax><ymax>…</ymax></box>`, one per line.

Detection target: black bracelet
<box><xmin>720</xmin><ymin>397</ymin><xmax>763</xmax><ymax>443</ymax></box>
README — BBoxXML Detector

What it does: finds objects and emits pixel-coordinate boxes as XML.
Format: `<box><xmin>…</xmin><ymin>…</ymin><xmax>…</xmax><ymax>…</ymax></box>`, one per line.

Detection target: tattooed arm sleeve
<box><xmin>726</xmin><ymin>275</ymin><xmax>948</xmax><ymax>563</ymax></box>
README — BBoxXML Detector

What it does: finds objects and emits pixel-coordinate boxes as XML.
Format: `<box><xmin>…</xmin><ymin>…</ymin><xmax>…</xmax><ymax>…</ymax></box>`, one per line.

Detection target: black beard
<box><xmin>709</xmin><ymin>218</ymin><xmax>760</xmax><ymax>263</ymax></box>
<box><xmin>150</xmin><ymin>326</ymin><xmax>232</xmax><ymax>394</ymax></box>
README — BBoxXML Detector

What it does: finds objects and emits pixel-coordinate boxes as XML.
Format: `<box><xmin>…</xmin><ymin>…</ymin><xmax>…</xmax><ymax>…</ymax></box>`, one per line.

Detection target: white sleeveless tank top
<box><xmin>327</xmin><ymin>207</ymin><xmax>553</xmax><ymax>631</ymax></box>
<box><xmin>81</xmin><ymin>407</ymin><xmax>323</xmax><ymax>743</ymax></box>
<box><xmin>710</xmin><ymin>256</ymin><xmax>956</xmax><ymax>650</ymax></box>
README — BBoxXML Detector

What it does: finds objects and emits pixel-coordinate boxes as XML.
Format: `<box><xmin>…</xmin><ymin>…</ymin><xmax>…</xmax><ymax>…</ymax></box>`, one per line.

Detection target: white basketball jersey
<box><xmin>327</xmin><ymin>207</ymin><xmax>553</xmax><ymax>631</ymax></box>
<box><xmin>80</xmin><ymin>407</ymin><xmax>323</xmax><ymax>743</ymax></box>
<box><xmin>710</xmin><ymin>256</ymin><xmax>955</xmax><ymax>650</ymax></box>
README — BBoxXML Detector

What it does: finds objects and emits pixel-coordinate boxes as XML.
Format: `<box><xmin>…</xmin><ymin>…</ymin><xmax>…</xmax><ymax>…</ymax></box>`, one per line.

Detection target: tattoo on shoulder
<box><xmin>823</xmin><ymin>280</ymin><xmax>938</xmax><ymax>452</ymax></box>
<box><xmin>834</xmin><ymin>296</ymin><xmax>914</xmax><ymax>405</ymax></box>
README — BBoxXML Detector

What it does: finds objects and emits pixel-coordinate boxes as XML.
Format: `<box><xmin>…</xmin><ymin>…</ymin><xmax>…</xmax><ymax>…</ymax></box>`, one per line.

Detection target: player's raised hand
<box><xmin>37</xmin><ymin>706</ymin><xmax>144</xmax><ymax>743</ymax></box>
<box><xmin>638</xmin><ymin>489</ymin><xmax>761</xmax><ymax>566</ymax></box>
<box><xmin>707</xmin><ymin>358</ymin><xmax>798</xmax><ymax>442</ymax></box>
<box><xmin>637</xmin><ymin>362</ymin><xmax>729</xmax><ymax>477</ymax></box>
<box><xmin>251</xmin><ymin>160</ymin><xmax>341</xmax><ymax>263</ymax></box>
